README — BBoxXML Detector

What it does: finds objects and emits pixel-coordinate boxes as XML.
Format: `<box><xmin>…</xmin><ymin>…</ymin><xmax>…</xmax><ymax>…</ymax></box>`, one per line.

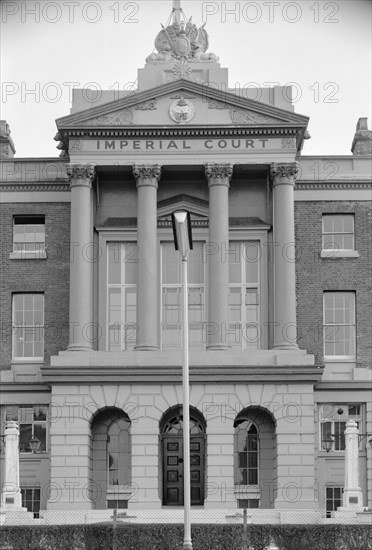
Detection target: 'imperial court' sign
<box><xmin>76</xmin><ymin>137</ymin><xmax>296</xmax><ymax>153</ymax></box>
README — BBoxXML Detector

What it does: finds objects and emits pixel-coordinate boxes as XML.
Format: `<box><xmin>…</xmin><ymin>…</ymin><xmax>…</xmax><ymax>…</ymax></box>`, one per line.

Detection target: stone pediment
<box><xmin>157</xmin><ymin>194</ymin><xmax>209</xmax><ymax>227</ymax></box>
<box><xmin>56</xmin><ymin>79</ymin><xmax>308</xmax><ymax>133</ymax></box>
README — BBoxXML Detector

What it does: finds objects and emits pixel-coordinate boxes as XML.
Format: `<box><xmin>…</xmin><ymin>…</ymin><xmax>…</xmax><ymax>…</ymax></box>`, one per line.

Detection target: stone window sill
<box><xmin>9</xmin><ymin>251</ymin><xmax>47</xmax><ymax>260</ymax></box>
<box><xmin>107</xmin><ymin>487</ymin><xmax>133</xmax><ymax>495</ymax></box>
<box><xmin>324</xmin><ymin>357</ymin><xmax>356</xmax><ymax>363</ymax></box>
<box><xmin>234</xmin><ymin>485</ymin><xmax>260</xmax><ymax>495</ymax></box>
<box><xmin>320</xmin><ymin>250</ymin><xmax>359</xmax><ymax>258</ymax></box>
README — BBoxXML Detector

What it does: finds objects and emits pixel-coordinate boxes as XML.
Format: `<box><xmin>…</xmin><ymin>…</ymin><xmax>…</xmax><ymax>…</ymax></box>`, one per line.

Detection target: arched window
<box><xmin>91</xmin><ymin>408</ymin><xmax>131</xmax><ymax>510</ymax></box>
<box><xmin>235</xmin><ymin>421</ymin><xmax>259</xmax><ymax>485</ymax></box>
<box><xmin>107</xmin><ymin>416</ymin><xmax>131</xmax><ymax>487</ymax></box>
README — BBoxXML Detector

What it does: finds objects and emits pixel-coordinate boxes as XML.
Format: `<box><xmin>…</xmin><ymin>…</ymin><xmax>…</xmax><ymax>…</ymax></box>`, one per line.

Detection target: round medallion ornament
<box><xmin>169</xmin><ymin>97</ymin><xmax>195</xmax><ymax>124</ymax></box>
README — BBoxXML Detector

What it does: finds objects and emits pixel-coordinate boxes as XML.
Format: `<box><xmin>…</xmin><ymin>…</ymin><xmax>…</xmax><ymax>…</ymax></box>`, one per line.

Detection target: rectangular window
<box><xmin>12</xmin><ymin>294</ymin><xmax>44</xmax><ymax>360</ymax></box>
<box><xmin>107</xmin><ymin>243</ymin><xmax>138</xmax><ymax>351</ymax></box>
<box><xmin>322</xmin><ymin>214</ymin><xmax>354</xmax><ymax>251</ymax></box>
<box><xmin>6</xmin><ymin>405</ymin><xmax>48</xmax><ymax>453</ymax></box>
<box><xmin>320</xmin><ymin>404</ymin><xmax>361</xmax><ymax>452</ymax></box>
<box><xmin>21</xmin><ymin>487</ymin><xmax>41</xmax><ymax>517</ymax></box>
<box><xmin>161</xmin><ymin>242</ymin><xmax>205</xmax><ymax>350</ymax></box>
<box><xmin>323</xmin><ymin>292</ymin><xmax>356</xmax><ymax>358</ymax></box>
<box><xmin>325</xmin><ymin>486</ymin><xmax>343</xmax><ymax>517</ymax></box>
<box><xmin>228</xmin><ymin>242</ymin><xmax>260</xmax><ymax>350</ymax></box>
<box><xmin>238</xmin><ymin>499</ymin><xmax>259</xmax><ymax>509</ymax></box>
<box><xmin>13</xmin><ymin>215</ymin><xmax>45</xmax><ymax>253</ymax></box>
<box><xmin>107</xmin><ymin>499</ymin><xmax>128</xmax><ymax>509</ymax></box>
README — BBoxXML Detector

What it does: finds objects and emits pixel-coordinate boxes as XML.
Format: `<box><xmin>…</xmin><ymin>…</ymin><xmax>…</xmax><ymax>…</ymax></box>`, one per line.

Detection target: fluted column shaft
<box><xmin>66</xmin><ymin>164</ymin><xmax>95</xmax><ymax>351</ymax></box>
<box><xmin>205</xmin><ymin>163</ymin><xmax>233</xmax><ymax>350</ymax></box>
<box><xmin>133</xmin><ymin>164</ymin><xmax>161</xmax><ymax>350</ymax></box>
<box><xmin>271</xmin><ymin>162</ymin><xmax>298</xmax><ymax>350</ymax></box>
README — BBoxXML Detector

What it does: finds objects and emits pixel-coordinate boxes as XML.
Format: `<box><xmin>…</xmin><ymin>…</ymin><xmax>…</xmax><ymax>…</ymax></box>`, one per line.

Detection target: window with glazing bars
<box><xmin>228</xmin><ymin>242</ymin><xmax>260</xmax><ymax>350</ymax></box>
<box><xmin>107</xmin><ymin>243</ymin><xmax>138</xmax><ymax>351</ymax></box>
<box><xmin>161</xmin><ymin>242</ymin><xmax>205</xmax><ymax>350</ymax></box>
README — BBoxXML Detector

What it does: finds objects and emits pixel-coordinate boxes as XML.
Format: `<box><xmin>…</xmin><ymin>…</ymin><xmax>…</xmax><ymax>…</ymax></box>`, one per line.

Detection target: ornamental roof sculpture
<box><xmin>146</xmin><ymin>16</ymin><xmax>219</xmax><ymax>64</ymax></box>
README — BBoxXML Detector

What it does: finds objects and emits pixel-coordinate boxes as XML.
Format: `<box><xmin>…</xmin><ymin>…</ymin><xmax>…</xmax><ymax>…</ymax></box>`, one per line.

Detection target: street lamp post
<box><xmin>172</xmin><ymin>210</ymin><xmax>193</xmax><ymax>550</ymax></box>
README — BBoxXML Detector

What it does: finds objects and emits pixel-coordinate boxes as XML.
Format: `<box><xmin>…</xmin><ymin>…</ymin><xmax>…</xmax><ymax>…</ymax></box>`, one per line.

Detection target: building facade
<box><xmin>0</xmin><ymin>6</ymin><xmax>371</xmax><ymax>522</ymax></box>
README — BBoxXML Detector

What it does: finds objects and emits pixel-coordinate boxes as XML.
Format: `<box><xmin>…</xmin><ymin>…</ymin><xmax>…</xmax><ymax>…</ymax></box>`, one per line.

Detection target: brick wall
<box><xmin>295</xmin><ymin>200</ymin><xmax>372</xmax><ymax>368</ymax></box>
<box><xmin>0</xmin><ymin>202</ymin><xmax>71</xmax><ymax>369</ymax></box>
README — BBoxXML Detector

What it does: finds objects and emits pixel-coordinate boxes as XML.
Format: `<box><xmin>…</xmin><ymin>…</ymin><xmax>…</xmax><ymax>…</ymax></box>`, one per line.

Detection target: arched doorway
<box><xmin>91</xmin><ymin>407</ymin><xmax>131</xmax><ymax>509</ymax></box>
<box><xmin>160</xmin><ymin>406</ymin><xmax>206</xmax><ymax>506</ymax></box>
<box><xmin>234</xmin><ymin>407</ymin><xmax>276</xmax><ymax>509</ymax></box>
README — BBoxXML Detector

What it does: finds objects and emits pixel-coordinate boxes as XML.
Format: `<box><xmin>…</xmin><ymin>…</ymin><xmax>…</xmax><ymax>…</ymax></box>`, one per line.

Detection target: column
<box><xmin>270</xmin><ymin>162</ymin><xmax>299</xmax><ymax>350</ymax></box>
<box><xmin>66</xmin><ymin>164</ymin><xmax>95</xmax><ymax>351</ymax></box>
<box><xmin>133</xmin><ymin>164</ymin><xmax>161</xmax><ymax>351</ymax></box>
<box><xmin>342</xmin><ymin>420</ymin><xmax>364</xmax><ymax>508</ymax></box>
<box><xmin>205</xmin><ymin>163</ymin><xmax>233</xmax><ymax>350</ymax></box>
<box><xmin>1</xmin><ymin>421</ymin><xmax>25</xmax><ymax>510</ymax></box>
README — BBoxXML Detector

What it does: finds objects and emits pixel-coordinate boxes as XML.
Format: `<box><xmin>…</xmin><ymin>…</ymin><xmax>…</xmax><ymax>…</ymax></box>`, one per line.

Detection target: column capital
<box><xmin>205</xmin><ymin>163</ymin><xmax>233</xmax><ymax>187</ymax></box>
<box><xmin>66</xmin><ymin>163</ymin><xmax>95</xmax><ymax>189</ymax></box>
<box><xmin>133</xmin><ymin>164</ymin><xmax>161</xmax><ymax>188</ymax></box>
<box><xmin>270</xmin><ymin>162</ymin><xmax>299</xmax><ymax>186</ymax></box>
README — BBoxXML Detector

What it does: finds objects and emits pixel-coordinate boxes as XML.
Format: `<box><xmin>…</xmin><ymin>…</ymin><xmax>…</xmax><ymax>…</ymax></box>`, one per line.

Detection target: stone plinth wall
<box><xmin>47</xmin><ymin>382</ymin><xmax>316</xmax><ymax>511</ymax></box>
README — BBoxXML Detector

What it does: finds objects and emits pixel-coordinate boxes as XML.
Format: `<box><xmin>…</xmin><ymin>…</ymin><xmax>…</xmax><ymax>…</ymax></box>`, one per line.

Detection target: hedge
<box><xmin>0</xmin><ymin>523</ymin><xmax>371</xmax><ymax>550</ymax></box>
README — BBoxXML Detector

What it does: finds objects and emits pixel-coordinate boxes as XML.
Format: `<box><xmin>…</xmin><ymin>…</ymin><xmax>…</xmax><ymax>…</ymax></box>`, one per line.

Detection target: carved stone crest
<box><xmin>169</xmin><ymin>97</ymin><xmax>195</xmax><ymax>124</ymax></box>
<box><xmin>146</xmin><ymin>17</ymin><xmax>218</xmax><ymax>63</ymax></box>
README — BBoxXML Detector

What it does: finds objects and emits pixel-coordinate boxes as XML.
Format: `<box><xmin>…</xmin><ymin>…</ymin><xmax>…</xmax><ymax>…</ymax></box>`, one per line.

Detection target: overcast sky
<box><xmin>1</xmin><ymin>0</ymin><xmax>371</xmax><ymax>157</ymax></box>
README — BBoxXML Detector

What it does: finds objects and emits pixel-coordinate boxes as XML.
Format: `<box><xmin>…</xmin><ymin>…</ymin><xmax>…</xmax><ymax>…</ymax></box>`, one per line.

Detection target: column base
<box><xmin>273</xmin><ymin>343</ymin><xmax>299</xmax><ymax>351</ymax></box>
<box><xmin>343</xmin><ymin>488</ymin><xmax>364</xmax><ymax>508</ymax></box>
<box><xmin>1</xmin><ymin>492</ymin><xmax>23</xmax><ymax>509</ymax></box>
<box><xmin>134</xmin><ymin>345</ymin><xmax>160</xmax><ymax>351</ymax></box>
<box><xmin>67</xmin><ymin>343</ymin><xmax>94</xmax><ymax>352</ymax></box>
<box><xmin>207</xmin><ymin>343</ymin><xmax>232</xmax><ymax>351</ymax></box>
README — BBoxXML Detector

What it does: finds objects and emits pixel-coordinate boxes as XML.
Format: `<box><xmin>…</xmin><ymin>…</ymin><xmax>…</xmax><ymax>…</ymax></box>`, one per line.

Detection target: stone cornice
<box><xmin>295</xmin><ymin>181</ymin><xmax>372</xmax><ymax>190</ymax></box>
<box><xmin>63</xmin><ymin>127</ymin><xmax>298</xmax><ymax>139</ymax></box>
<box><xmin>0</xmin><ymin>383</ymin><xmax>51</xmax><ymax>392</ymax></box>
<box><xmin>41</xmin><ymin>364</ymin><xmax>323</xmax><ymax>384</ymax></box>
<box><xmin>315</xmin><ymin>382</ymin><xmax>372</xmax><ymax>390</ymax></box>
<box><xmin>0</xmin><ymin>183</ymin><xmax>70</xmax><ymax>192</ymax></box>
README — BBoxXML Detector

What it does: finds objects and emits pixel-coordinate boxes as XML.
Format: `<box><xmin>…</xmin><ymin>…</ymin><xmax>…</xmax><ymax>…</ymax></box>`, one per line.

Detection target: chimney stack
<box><xmin>0</xmin><ymin>121</ymin><xmax>16</xmax><ymax>158</ymax></box>
<box><xmin>351</xmin><ymin>117</ymin><xmax>372</xmax><ymax>155</ymax></box>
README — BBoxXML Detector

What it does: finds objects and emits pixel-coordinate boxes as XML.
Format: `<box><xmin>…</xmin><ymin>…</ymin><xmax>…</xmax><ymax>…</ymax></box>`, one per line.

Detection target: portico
<box><xmin>41</xmin><ymin>2</ymin><xmax>323</xmax><ymax>515</ymax></box>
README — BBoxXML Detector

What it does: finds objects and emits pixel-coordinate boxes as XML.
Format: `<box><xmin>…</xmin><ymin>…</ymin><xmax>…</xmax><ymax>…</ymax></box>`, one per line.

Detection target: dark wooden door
<box><xmin>163</xmin><ymin>435</ymin><xmax>205</xmax><ymax>506</ymax></box>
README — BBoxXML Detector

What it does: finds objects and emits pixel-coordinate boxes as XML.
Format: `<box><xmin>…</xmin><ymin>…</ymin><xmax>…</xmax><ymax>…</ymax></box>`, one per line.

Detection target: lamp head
<box><xmin>322</xmin><ymin>434</ymin><xmax>334</xmax><ymax>453</ymax></box>
<box><xmin>172</xmin><ymin>210</ymin><xmax>193</xmax><ymax>259</ymax></box>
<box><xmin>29</xmin><ymin>435</ymin><xmax>41</xmax><ymax>453</ymax></box>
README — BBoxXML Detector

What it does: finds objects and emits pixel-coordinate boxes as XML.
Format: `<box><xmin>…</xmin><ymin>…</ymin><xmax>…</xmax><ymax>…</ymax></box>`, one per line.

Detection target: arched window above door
<box><xmin>161</xmin><ymin>409</ymin><xmax>206</xmax><ymax>436</ymax></box>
